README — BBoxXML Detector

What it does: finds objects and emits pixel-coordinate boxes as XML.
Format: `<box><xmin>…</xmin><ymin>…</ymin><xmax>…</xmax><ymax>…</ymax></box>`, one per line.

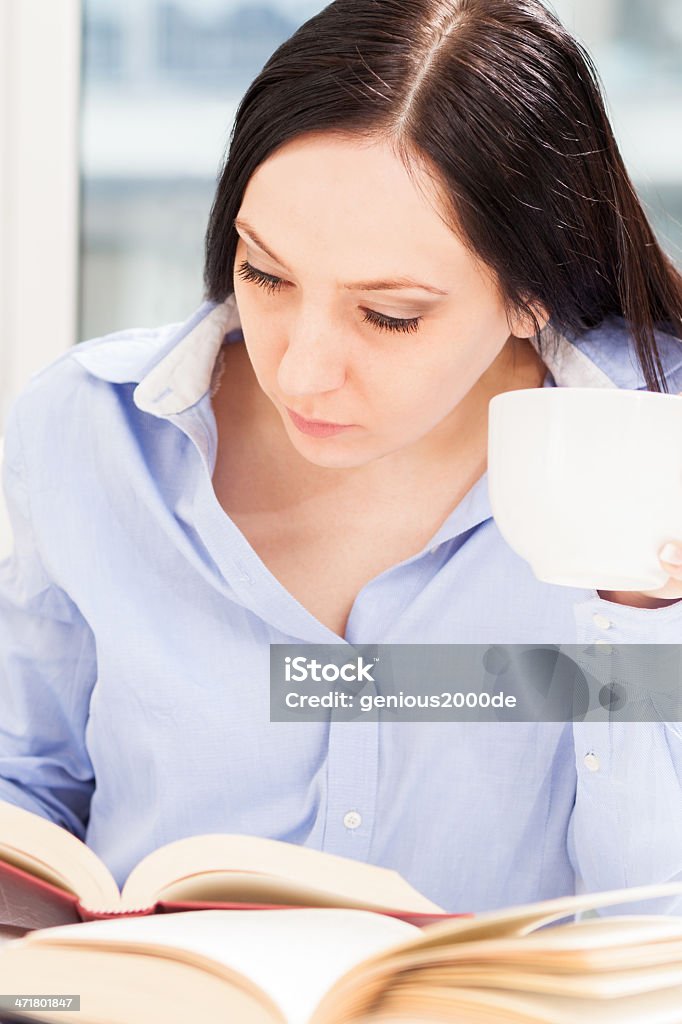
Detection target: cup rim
<box><xmin>489</xmin><ymin>386</ymin><xmax>682</xmax><ymax>405</ymax></box>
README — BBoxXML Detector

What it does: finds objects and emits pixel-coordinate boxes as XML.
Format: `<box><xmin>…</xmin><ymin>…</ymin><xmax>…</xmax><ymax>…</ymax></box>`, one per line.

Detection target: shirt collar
<box><xmin>134</xmin><ymin>297</ymin><xmax>243</xmax><ymax>415</ymax></box>
<box><xmin>532</xmin><ymin>316</ymin><xmax>682</xmax><ymax>392</ymax></box>
<box><xmin>72</xmin><ymin>296</ymin><xmax>241</xmax><ymax>416</ymax></box>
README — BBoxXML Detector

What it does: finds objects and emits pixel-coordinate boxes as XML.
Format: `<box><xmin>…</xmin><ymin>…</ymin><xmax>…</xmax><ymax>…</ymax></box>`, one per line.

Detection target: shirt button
<box><xmin>583</xmin><ymin>753</ymin><xmax>600</xmax><ymax>772</ymax></box>
<box><xmin>343</xmin><ymin>810</ymin><xmax>362</xmax><ymax>830</ymax></box>
<box><xmin>593</xmin><ymin>613</ymin><xmax>612</xmax><ymax>630</ymax></box>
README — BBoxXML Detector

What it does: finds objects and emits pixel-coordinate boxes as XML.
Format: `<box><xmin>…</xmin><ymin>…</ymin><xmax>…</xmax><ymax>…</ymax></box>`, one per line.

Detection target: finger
<box><xmin>638</xmin><ymin>578</ymin><xmax>682</xmax><ymax>600</ymax></box>
<box><xmin>660</xmin><ymin>542</ymin><xmax>682</xmax><ymax>578</ymax></box>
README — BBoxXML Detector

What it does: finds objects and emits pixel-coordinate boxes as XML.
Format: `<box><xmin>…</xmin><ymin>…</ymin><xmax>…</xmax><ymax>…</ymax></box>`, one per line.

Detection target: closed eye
<box><xmin>236</xmin><ymin>260</ymin><xmax>423</xmax><ymax>335</ymax></box>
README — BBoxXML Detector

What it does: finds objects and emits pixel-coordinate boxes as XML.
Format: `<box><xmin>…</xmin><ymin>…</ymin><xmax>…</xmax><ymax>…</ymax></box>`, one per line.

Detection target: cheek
<box><xmin>241</xmin><ymin>333</ymin><xmax>280</xmax><ymax>394</ymax></box>
<box><xmin>232</xmin><ymin>288</ymin><xmax>282</xmax><ymax>373</ymax></box>
<box><xmin>233</xmin><ymin>278</ymin><xmax>261</xmax><ymax>330</ymax></box>
<box><xmin>399</xmin><ymin>345</ymin><xmax>483</xmax><ymax>405</ymax></box>
<box><xmin>373</xmin><ymin>341</ymin><xmax>497</xmax><ymax>440</ymax></box>
<box><xmin>368</xmin><ymin>362</ymin><xmax>465</xmax><ymax>431</ymax></box>
<box><xmin>243</xmin><ymin>334</ymin><xmax>297</xmax><ymax>412</ymax></box>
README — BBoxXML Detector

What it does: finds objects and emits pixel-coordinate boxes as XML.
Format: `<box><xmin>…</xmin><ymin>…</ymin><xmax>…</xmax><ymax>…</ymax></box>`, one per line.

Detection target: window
<box><xmin>80</xmin><ymin>1</ymin><xmax>327</xmax><ymax>340</ymax></box>
<box><xmin>553</xmin><ymin>0</ymin><xmax>682</xmax><ymax>263</ymax></box>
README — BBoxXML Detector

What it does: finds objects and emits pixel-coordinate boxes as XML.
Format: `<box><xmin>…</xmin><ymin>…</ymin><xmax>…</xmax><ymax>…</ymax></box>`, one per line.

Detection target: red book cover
<box><xmin>0</xmin><ymin>859</ymin><xmax>472</xmax><ymax>935</ymax></box>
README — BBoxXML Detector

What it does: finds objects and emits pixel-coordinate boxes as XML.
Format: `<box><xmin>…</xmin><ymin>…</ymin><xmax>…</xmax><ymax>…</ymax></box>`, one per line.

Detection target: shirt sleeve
<box><xmin>569</xmin><ymin>594</ymin><xmax>682</xmax><ymax>915</ymax></box>
<box><xmin>0</xmin><ymin>397</ymin><xmax>97</xmax><ymax>839</ymax></box>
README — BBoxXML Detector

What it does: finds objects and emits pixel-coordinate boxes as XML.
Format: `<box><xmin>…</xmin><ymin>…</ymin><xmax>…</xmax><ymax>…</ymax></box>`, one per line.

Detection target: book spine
<box><xmin>76</xmin><ymin>904</ymin><xmax>156</xmax><ymax>922</ymax></box>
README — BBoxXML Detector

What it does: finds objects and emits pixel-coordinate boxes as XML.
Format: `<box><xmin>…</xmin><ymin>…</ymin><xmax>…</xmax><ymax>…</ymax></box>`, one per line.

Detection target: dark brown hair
<box><xmin>204</xmin><ymin>0</ymin><xmax>682</xmax><ymax>392</ymax></box>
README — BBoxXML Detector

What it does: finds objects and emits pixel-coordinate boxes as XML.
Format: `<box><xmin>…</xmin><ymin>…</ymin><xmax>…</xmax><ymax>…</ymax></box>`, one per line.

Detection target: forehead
<box><xmin>238</xmin><ymin>133</ymin><xmax>478</xmax><ymax>285</ymax></box>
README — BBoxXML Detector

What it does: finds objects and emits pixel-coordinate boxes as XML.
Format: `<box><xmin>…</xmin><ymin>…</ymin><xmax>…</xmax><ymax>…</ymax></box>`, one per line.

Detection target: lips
<box><xmin>285</xmin><ymin>407</ymin><xmax>354</xmax><ymax>438</ymax></box>
<box><xmin>288</xmin><ymin>410</ymin><xmax>348</xmax><ymax>428</ymax></box>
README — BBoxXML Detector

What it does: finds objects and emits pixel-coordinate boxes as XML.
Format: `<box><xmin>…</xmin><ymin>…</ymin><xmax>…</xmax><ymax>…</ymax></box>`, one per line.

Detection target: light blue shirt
<box><xmin>2</xmin><ymin>296</ymin><xmax>682</xmax><ymax>915</ymax></box>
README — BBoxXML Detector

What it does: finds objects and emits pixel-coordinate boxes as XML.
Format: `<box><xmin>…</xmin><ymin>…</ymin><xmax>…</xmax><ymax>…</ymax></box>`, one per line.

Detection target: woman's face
<box><xmin>232</xmin><ymin>133</ymin><xmax>544</xmax><ymax>470</ymax></box>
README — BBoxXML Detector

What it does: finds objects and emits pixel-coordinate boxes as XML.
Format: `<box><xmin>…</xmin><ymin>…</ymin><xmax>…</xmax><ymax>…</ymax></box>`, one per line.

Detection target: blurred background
<box><xmin>0</xmin><ymin>0</ymin><xmax>681</xmax><ymax>426</ymax></box>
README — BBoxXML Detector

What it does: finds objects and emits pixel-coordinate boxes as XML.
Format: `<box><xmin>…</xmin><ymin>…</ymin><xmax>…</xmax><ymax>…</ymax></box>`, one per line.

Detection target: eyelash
<box><xmin>236</xmin><ymin>260</ymin><xmax>423</xmax><ymax>335</ymax></box>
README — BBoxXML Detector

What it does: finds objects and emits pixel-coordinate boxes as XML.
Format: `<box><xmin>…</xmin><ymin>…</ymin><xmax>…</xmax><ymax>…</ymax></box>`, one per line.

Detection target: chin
<box><xmin>288</xmin><ymin>436</ymin><xmax>379</xmax><ymax>471</ymax></box>
<box><xmin>298</xmin><ymin>450</ymin><xmax>375</xmax><ymax>470</ymax></box>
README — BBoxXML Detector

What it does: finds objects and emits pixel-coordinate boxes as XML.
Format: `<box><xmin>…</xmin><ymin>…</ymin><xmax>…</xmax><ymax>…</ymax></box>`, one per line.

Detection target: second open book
<box><xmin>3</xmin><ymin>870</ymin><xmax>682</xmax><ymax>1023</ymax></box>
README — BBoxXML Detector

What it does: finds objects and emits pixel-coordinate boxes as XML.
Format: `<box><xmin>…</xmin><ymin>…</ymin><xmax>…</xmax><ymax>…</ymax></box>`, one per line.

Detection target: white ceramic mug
<box><xmin>487</xmin><ymin>387</ymin><xmax>682</xmax><ymax>591</ymax></box>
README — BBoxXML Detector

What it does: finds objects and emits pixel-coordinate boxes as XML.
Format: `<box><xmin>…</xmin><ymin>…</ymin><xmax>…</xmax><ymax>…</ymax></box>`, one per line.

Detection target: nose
<box><xmin>276</xmin><ymin>313</ymin><xmax>347</xmax><ymax>398</ymax></box>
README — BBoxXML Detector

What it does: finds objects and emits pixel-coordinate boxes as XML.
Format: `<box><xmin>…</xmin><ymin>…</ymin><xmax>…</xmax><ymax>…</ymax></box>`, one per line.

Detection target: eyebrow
<box><xmin>234</xmin><ymin>219</ymin><xmax>449</xmax><ymax>296</ymax></box>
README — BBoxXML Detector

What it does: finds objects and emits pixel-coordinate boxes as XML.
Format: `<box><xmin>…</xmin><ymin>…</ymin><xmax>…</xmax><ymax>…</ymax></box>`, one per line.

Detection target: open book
<box><xmin>0</xmin><ymin>800</ymin><xmax>449</xmax><ymax>932</ymax></box>
<box><xmin>3</xmin><ymin>881</ymin><xmax>682</xmax><ymax>1024</ymax></box>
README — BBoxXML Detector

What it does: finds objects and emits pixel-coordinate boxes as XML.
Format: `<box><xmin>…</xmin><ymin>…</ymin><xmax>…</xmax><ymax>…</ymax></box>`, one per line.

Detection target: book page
<box><xmin>301</xmin><ymin>912</ymin><xmax>682</xmax><ymax>1024</ymax></box>
<box><xmin>375</xmin><ymin>980</ymin><xmax>682</xmax><ymax>1024</ymax></box>
<box><xmin>146</xmin><ymin>870</ymin><xmax>424</xmax><ymax>910</ymax></box>
<box><xmin>0</xmin><ymin>800</ymin><xmax>120</xmax><ymax>908</ymax></box>
<box><xmin>0</xmin><ymin>941</ymin><xmax>281</xmax><ymax>1024</ymax></box>
<box><xmin>374</xmin><ymin>879</ymin><xmax>682</xmax><ymax>952</ymax></box>
<box><xmin>376</xmin><ymin>914</ymin><xmax>682</xmax><ymax>972</ymax></box>
<box><xmin>118</xmin><ymin>833</ymin><xmax>444</xmax><ymax>915</ymax></box>
<box><xmin>24</xmin><ymin>907</ymin><xmax>419</xmax><ymax>1024</ymax></box>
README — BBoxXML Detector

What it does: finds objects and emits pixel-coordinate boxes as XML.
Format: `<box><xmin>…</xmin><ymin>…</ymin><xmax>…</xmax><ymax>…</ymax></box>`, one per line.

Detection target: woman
<box><xmin>2</xmin><ymin>0</ymin><xmax>682</xmax><ymax>916</ymax></box>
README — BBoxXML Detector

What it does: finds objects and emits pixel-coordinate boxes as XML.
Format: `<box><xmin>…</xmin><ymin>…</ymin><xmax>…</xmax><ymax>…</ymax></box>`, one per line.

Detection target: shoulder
<box><xmin>3</xmin><ymin>300</ymin><xmax>222</xmax><ymax>443</ymax></box>
<box><xmin>14</xmin><ymin>319</ymin><xmax>185</xmax><ymax>407</ymax></box>
<box><xmin>1</xmin><ymin>317</ymin><xmax>189</xmax><ymax>487</ymax></box>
